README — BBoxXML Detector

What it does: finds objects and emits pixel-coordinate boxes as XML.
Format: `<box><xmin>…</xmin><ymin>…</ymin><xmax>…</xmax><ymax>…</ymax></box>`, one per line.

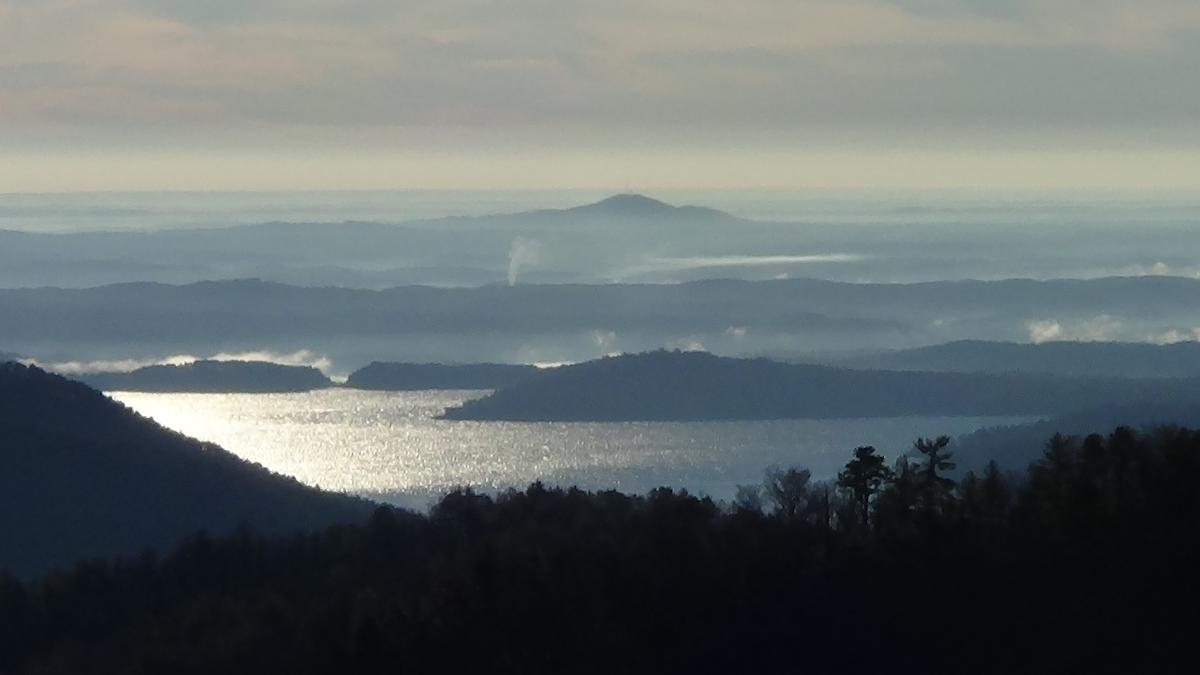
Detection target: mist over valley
<box><xmin>3</xmin><ymin>192</ymin><xmax>1198</xmax><ymax>289</ymax></box>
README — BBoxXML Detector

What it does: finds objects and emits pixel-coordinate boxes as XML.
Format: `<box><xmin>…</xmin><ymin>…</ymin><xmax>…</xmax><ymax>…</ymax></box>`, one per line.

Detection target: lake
<box><xmin>111</xmin><ymin>389</ymin><xmax>1033</xmax><ymax>509</ymax></box>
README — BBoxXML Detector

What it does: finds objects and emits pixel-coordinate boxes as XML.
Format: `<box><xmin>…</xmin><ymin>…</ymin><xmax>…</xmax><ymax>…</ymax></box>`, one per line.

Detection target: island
<box><xmin>440</xmin><ymin>350</ymin><xmax>1200</xmax><ymax>422</ymax></box>
<box><xmin>345</xmin><ymin>361</ymin><xmax>539</xmax><ymax>390</ymax></box>
<box><xmin>75</xmin><ymin>360</ymin><xmax>333</xmax><ymax>393</ymax></box>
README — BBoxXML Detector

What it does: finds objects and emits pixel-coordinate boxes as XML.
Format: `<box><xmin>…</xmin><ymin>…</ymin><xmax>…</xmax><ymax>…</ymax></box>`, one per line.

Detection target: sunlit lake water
<box><xmin>111</xmin><ymin>389</ymin><xmax>1033</xmax><ymax>509</ymax></box>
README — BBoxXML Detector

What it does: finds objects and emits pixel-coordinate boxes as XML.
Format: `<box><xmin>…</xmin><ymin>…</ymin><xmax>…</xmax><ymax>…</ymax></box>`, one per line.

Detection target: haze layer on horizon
<box><xmin>4</xmin><ymin>1</ymin><xmax>1200</xmax><ymax>193</ymax></box>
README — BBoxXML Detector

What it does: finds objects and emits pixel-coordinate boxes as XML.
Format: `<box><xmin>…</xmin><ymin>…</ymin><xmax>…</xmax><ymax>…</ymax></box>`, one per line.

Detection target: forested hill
<box><xmin>346</xmin><ymin>362</ymin><xmax>538</xmax><ymax>390</ymax></box>
<box><xmin>76</xmin><ymin>360</ymin><xmax>333</xmax><ymax>392</ymax></box>
<box><xmin>442</xmin><ymin>350</ymin><xmax>1200</xmax><ymax>421</ymax></box>
<box><xmin>820</xmin><ymin>339</ymin><xmax>1200</xmax><ymax>378</ymax></box>
<box><xmin>0</xmin><ymin>363</ymin><xmax>372</xmax><ymax>577</ymax></box>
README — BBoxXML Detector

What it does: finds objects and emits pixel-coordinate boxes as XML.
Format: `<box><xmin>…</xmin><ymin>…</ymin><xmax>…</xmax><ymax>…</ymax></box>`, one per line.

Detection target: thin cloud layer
<box><xmin>615</xmin><ymin>254</ymin><xmax>865</xmax><ymax>280</ymax></box>
<box><xmin>6</xmin><ymin>0</ymin><xmax>1199</xmax><ymax>132</ymax></box>
<box><xmin>3</xmin><ymin>1</ymin><xmax>1200</xmax><ymax>189</ymax></box>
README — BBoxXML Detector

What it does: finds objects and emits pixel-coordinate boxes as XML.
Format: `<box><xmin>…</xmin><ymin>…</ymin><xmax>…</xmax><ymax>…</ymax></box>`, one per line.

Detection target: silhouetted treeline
<box><xmin>443</xmin><ymin>349</ymin><xmax>1200</xmax><ymax>421</ymax></box>
<box><xmin>0</xmin><ymin>363</ymin><xmax>371</xmax><ymax>576</ymax></box>
<box><xmin>346</xmin><ymin>361</ymin><xmax>537</xmax><ymax>390</ymax></box>
<box><xmin>76</xmin><ymin>360</ymin><xmax>333</xmax><ymax>393</ymax></box>
<box><xmin>3</xmin><ymin>424</ymin><xmax>1197</xmax><ymax>674</ymax></box>
<box><xmin>952</xmin><ymin>401</ymin><xmax>1200</xmax><ymax>471</ymax></box>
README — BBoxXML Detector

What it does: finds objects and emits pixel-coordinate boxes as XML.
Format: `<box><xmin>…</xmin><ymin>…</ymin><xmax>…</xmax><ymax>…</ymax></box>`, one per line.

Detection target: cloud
<box><xmin>1147</xmin><ymin>328</ymin><xmax>1200</xmax><ymax>345</ymax></box>
<box><xmin>657</xmin><ymin>254</ymin><xmax>862</xmax><ymax>268</ymax></box>
<box><xmin>1119</xmin><ymin>261</ymin><xmax>1200</xmax><ymax>279</ymax></box>
<box><xmin>1025</xmin><ymin>315</ymin><xmax>1123</xmax><ymax>343</ymax></box>
<box><xmin>5</xmin><ymin>1</ymin><xmax>1200</xmax><ymax>136</ymax></box>
<box><xmin>618</xmin><ymin>254</ymin><xmax>863</xmax><ymax>279</ymax></box>
<box><xmin>209</xmin><ymin>349</ymin><xmax>333</xmax><ymax>373</ymax></box>
<box><xmin>36</xmin><ymin>354</ymin><xmax>197</xmax><ymax>375</ymax></box>
<box><xmin>5</xmin><ymin>1</ymin><xmax>1200</xmax><ymax>191</ymax></box>
<box><xmin>1026</xmin><ymin>320</ymin><xmax>1062</xmax><ymax>343</ymax></box>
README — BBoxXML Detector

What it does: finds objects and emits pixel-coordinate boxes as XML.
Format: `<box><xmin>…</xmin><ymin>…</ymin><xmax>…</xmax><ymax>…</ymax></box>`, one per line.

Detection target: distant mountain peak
<box><xmin>589</xmin><ymin>194</ymin><xmax>675</xmax><ymax>212</ymax></box>
<box><xmin>568</xmin><ymin>194</ymin><xmax>730</xmax><ymax>219</ymax></box>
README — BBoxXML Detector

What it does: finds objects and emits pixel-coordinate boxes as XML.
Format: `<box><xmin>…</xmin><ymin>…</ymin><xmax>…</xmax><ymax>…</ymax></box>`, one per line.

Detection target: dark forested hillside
<box><xmin>0</xmin><ymin>363</ymin><xmax>371</xmax><ymax>577</ymax></box>
<box><xmin>442</xmin><ymin>350</ymin><xmax>1200</xmax><ymax>421</ymax></box>
<box><xmin>346</xmin><ymin>361</ymin><xmax>538</xmax><ymax>390</ymax></box>
<box><xmin>1</xmin><ymin>425</ymin><xmax>1196</xmax><ymax>674</ymax></box>
<box><xmin>76</xmin><ymin>360</ymin><xmax>333</xmax><ymax>392</ymax></box>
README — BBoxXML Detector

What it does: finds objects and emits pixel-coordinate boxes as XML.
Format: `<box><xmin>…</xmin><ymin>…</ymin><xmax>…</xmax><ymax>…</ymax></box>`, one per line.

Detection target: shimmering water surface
<box><xmin>111</xmin><ymin>389</ymin><xmax>1031</xmax><ymax>509</ymax></box>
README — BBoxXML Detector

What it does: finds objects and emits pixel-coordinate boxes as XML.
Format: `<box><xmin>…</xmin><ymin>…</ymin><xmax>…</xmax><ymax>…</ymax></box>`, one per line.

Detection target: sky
<box><xmin>3</xmin><ymin>0</ymin><xmax>1200</xmax><ymax>192</ymax></box>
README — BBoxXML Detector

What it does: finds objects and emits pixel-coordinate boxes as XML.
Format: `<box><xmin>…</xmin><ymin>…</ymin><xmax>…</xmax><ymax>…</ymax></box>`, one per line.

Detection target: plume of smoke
<box><xmin>507</xmin><ymin>237</ymin><xmax>542</xmax><ymax>286</ymax></box>
<box><xmin>592</xmin><ymin>330</ymin><xmax>618</xmax><ymax>356</ymax></box>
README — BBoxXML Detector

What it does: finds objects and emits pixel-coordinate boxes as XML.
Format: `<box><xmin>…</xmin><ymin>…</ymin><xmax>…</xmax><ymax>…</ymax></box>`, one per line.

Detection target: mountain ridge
<box><xmin>814</xmin><ymin>339</ymin><xmax>1200</xmax><ymax>378</ymax></box>
<box><xmin>5</xmin><ymin>275</ymin><xmax>1200</xmax><ymax>370</ymax></box>
<box><xmin>0</xmin><ymin>193</ymin><xmax>736</xmax><ymax>240</ymax></box>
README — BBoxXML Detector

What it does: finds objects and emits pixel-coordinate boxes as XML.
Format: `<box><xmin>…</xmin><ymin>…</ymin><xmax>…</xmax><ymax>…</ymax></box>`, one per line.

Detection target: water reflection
<box><xmin>112</xmin><ymin>389</ymin><xmax>1031</xmax><ymax>509</ymax></box>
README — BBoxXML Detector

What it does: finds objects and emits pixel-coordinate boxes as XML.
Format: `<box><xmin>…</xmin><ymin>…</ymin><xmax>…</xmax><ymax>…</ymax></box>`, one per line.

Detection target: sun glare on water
<box><xmin>111</xmin><ymin>389</ymin><xmax>1029</xmax><ymax>509</ymax></box>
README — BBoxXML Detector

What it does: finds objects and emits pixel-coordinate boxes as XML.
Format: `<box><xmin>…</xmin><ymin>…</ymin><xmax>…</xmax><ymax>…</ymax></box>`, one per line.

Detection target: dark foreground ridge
<box><xmin>75</xmin><ymin>359</ymin><xmax>333</xmax><ymax>393</ymax></box>
<box><xmin>0</xmin><ymin>362</ymin><xmax>371</xmax><ymax>577</ymax></box>
<box><xmin>346</xmin><ymin>361</ymin><xmax>538</xmax><ymax>390</ymax></box>
<box><xmin>1</xmin><ymin>424</ymin><xmax>1196</xmax><ymax>674</ymax></box>
<box><xmin>441</xmin><ymin>350</ymin><xmax>1200</xmax><ymax>421</ymax></box>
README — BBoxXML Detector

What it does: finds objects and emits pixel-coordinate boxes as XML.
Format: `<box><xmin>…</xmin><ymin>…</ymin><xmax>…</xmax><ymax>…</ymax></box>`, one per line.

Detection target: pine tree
<box><xmin>837</xmin><ymin>446</ymin><xmax>893</xmax><ymax>529</ymax></box>
<box><xmin>914</xmin><ymin>435</ymin><xmax>956</xmax><ymax>516</ymax></box>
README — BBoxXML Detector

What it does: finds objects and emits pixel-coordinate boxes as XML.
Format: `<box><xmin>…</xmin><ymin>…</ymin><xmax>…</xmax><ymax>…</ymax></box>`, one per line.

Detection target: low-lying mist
<box><xmin>2</xmin><ymin>193</ymin><xmax>1198</xmax><ymax>289</ymax></box>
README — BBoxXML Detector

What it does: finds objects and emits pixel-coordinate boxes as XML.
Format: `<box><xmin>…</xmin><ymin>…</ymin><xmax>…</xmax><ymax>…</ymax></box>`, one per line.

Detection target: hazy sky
<box><xmin>3</xmin><ymin>1</ymin><xmax>1200</xmax><ymax>191</ymax></box>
